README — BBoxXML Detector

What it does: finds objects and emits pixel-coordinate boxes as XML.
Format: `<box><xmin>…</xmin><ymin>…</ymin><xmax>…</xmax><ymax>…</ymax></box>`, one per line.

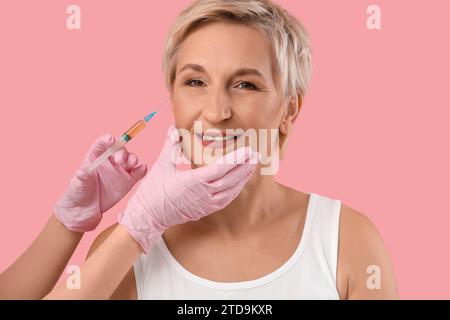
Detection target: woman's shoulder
<box><xmin>337</xmin><ymin>203</ymin><xmax>399</xmax><ymax>299</ymax></box>
<box><xmin>283</xmin><ymin>187</ymin><xmax>399</xmax><ymax>299</ymax></box>
<box><xmin>277</xmin><ymin>186</ymin><xmax>378</xmax><ymax>235</ymax></box>
<box><xmin>283</xmin><ymin>187</ymin><xmax>377</xmax><ymax>233</ymax></box>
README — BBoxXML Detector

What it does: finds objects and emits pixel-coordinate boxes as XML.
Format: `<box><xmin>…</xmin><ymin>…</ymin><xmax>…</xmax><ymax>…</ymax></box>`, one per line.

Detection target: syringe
<box><xmin>87</xmin><ymin>111</ymin><xmax>157</xmax><ymax>173</ymax></box>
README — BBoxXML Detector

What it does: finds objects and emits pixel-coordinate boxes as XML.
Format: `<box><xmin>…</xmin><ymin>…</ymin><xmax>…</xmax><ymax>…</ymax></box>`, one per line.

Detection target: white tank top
<box><xmin>133</xmin><ymin>192</ymin><xmax>342</xmax><ymax>299</ymax></box>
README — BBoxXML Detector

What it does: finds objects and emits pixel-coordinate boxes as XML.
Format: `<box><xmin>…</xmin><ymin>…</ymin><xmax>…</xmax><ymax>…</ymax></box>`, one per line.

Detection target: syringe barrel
<box><xmin>121</xmin><ymin>120</ymin><xmax>146</xmax><ymax>142</ymax></box>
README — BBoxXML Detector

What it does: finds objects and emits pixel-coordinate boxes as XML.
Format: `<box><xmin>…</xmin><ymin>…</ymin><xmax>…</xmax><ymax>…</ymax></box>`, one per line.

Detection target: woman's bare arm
<box><xmin>0</xmin><ymin>215</ymin><xmax>83</xmax><ymax>299</ymax></box>
<box><xmin>85</xmin><ymin>223</ymin><xmax>138</xmax><ymax>300</ymax></box>
<box><xmin>44</xmin><ymin>223</ymin><xmax>142</xmax><ymax>300</ymax></box>
<box><xmin>337</xmin><ymin>205</ymin><xmax>399</xmax><ymax>299</ymax></box>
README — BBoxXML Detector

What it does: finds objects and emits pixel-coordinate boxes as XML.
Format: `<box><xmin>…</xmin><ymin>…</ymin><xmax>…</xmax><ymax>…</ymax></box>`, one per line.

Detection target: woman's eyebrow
<box><xmin>178</xmin><ymin>63</ymin><xmax>266</xmax><ymax>81</ymax></box>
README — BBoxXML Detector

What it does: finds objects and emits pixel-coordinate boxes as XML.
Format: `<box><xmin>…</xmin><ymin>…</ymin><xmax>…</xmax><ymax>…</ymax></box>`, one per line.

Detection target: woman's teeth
<box><xmin>202</xmin><ymin>135</ymin><xmax>237</xmax><ymax>141</ymax></box>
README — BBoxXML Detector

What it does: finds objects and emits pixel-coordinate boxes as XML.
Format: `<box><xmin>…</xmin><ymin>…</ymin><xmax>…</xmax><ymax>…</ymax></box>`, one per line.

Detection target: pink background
<box><xmin>1</xmin><ymin>0</ymin><xmax>449</xmax><ymax>299</ymax></box>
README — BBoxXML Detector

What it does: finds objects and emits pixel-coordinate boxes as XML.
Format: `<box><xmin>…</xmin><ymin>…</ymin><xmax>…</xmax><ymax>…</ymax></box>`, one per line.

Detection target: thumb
<box><xmin>70</xmin><ymin>167</ymin><xmax>96</xmax><ymax>194</ymax></box>
<box><xmin>75</xmin><ymin>167</ymin><xmax>94</xmax><ymax>181</ymax></box>
<box><xmin>130</xmin><ymin>164</ymin><xmax>147</xmax><ymax>181</ymax></box>
<box><xmin>91</xmin><ymin>134</ymin><xmax>115</xmax><ymax>158</ymax></box>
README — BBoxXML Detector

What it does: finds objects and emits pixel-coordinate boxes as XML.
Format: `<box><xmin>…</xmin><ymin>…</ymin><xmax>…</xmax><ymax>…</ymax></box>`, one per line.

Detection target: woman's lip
<box><xmin>195</xmin><ymin>133</ymin><xmax>242</xmax><ymax>148</ymax></box>
<box><xmin>197</xmin><ymin>132</ymin><xmax>240</xmax><ymax>137</ymax></box>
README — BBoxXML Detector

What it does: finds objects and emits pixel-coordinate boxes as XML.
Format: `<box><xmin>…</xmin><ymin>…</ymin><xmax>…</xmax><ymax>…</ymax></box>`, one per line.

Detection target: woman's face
<box><xmin>171</xmin><ymin>22</ymin><xmax>287</xmax><ymax>169</ymax></box>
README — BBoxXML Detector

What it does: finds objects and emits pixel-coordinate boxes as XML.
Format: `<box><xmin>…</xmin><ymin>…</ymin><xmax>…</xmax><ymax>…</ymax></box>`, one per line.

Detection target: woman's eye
<box><xmin>184</xmin><ymin>79</ymin><xmax>257</xmax><ymax>90</ymax></box>
<box><xmin>185</xmin><ymin>79</ymin><xmax>205</xmax><ymax>87</ymax></box>
<box><xmin>236</xmin><ymin>82</ymin><xmax>258</xmax><ymax>90</ymax></box>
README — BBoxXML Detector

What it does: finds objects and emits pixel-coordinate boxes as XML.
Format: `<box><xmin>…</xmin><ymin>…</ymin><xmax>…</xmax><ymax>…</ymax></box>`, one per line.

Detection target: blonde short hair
<box><xmin>162</xmin><ymin>0</ymin><xmax>312</xmax><ymax>105</ymax></box>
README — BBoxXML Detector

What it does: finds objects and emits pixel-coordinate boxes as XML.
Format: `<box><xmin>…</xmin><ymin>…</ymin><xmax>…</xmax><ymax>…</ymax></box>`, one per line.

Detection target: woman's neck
<box><xmin>192</xmin><ymin>167</ymin><xmax>286</xmax><ymax>239</ymax></box>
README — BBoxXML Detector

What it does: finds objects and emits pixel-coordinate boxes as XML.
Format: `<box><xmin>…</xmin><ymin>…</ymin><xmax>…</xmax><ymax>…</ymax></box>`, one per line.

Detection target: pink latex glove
<box><xmin>118</xmin><ymin>125</ymin><xmax>260</xmax><ymax>253</ymax></box>
<box><xmin>53</xmin><ymin>134</ymin><xmax>147</xmax><ymax>232</ymax></box>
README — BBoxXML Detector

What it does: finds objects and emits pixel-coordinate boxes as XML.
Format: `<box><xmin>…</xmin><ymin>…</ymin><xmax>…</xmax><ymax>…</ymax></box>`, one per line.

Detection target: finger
<box><xmin>75</xmin><ymin>167</ymin><xmax>94</xmax><ymax>181</ymax></box>
<box><xmin>205</xmin><ymin>158</ymin><xmax>257</xmax><ymax>192</ymax></box>
<box><xmin>192</xmin><ymin>146</ymin><xmax>253</xmax><ymax>182</ymax></box>
<box><xmin>220</xmin><ymin>158</ymin><xmax>257</xmax><ymax>194</ymax></box>
<box><xmin>113</xmin><ymin>149</ymin><xmax>128</xmax><ymax>168</ymax></box>
<box><xmin>211</xmin><ymin>163</ymin><xmax>256</xmax><ymax>205</ymax></box>
<box><xmin>92</xmin><ymin>134</ymin><xmax>115</xmax><ymax>157</ymax></box>
<box><xmin>71</xmin><ymin>167</ymin><xmax>97</xmax><ymax>191</ymax></box>
<box><xmin>215</xmin><ymin>153</ymin><xmax>258</xmax><ymax>195</ymax></box>
<box><xmin>126</xmin><ymin>153</ymin><xmax>138</xmax><ymax>170</ymax></box>
<box><xmin>130</xmin><ymin>164</ymin><xmax>147</xmax><ymax>181</ymax></box>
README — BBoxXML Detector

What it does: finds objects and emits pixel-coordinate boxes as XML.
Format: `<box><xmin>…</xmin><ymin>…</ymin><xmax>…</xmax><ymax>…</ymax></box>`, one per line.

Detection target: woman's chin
<box><xmin>186</xmin><ymin>145</ymin><xmax>240</xmax><ymax>167</ymax></box>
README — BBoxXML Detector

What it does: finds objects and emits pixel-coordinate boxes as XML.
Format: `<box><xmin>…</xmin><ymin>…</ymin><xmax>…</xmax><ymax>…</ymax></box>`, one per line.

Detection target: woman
<box><xmin>89</xmin><ymin>0</ymin><xmax>398</xmax><ymax>299</ymax></box>
<box><xmin>52</xmin><ymin>0</ymin><xmax>399</xmax><ymax>299</ymax></box>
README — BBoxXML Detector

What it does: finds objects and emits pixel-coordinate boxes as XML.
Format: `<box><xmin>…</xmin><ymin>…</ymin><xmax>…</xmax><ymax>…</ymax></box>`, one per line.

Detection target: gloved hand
<box><xmin>118</xmin><ymin>125</ymin><xmax>260</xmax><ymax>253</ymax></box>
<box><xmin>54</xmin><ymin>134</ymin><xmax>147</xmax><ymax>232</ymax></box>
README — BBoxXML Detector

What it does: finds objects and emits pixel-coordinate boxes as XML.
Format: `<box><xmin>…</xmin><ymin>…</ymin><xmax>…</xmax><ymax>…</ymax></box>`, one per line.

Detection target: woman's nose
<box><xmin>201</xmin><ymin>91</ymin><xmax>232</xmax><ymax>124</ymax></box>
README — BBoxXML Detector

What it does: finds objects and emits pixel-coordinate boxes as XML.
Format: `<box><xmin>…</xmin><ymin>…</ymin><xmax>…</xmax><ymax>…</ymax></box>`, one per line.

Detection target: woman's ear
<box><xmin>280</xmin><ymin>95</ymin><xmax>301</xmax><ymax>133</ymax></box>
<box><xmin>279</xmin><ymin>95</ymin><xmax>302</xmax><ymax>159</ymax></box>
